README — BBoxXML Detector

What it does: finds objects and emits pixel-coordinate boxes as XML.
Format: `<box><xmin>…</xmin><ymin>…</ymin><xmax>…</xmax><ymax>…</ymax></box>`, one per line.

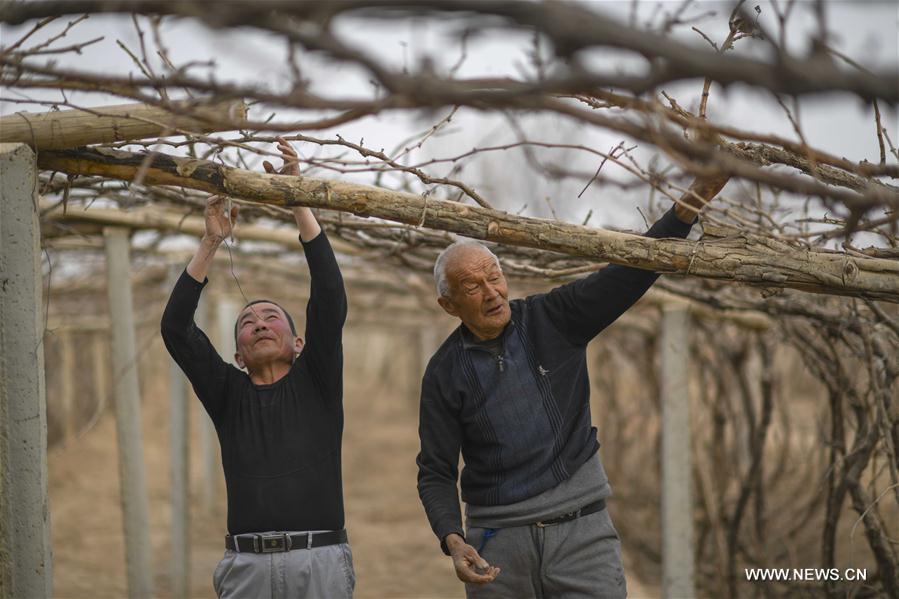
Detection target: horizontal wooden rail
<box><xmin>37</xmin><ymin>147</ymin><xmax>899</xmax><ymax>303</ymax></box>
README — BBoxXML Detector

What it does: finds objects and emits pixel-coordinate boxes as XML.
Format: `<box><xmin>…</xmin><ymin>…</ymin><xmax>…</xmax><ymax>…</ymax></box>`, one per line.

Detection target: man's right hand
<box><xmin>203</xmin><ymin>195</ymin><xmax>238</xmax><ymax>244</ymax></box>
<box><xmin>444</xmin><ymin>533</ymin><xmax>500</xmax><ymax>585</ymax></box>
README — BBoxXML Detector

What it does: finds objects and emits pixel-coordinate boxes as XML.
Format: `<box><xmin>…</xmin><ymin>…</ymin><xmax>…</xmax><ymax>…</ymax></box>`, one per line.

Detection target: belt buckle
<box><xmin>535</xmin><ymin>509</ymin><xmax>579</xmax><ymax>529</ymax></box>
<box><xmin>258</xmin><ymin>533</ymin><xmax>291</xmax><ymax>553</ymax></box>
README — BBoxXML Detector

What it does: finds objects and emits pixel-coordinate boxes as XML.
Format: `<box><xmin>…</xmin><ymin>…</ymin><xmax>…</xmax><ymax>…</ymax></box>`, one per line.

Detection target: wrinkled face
<box><xmin>438</xmin><ymin>246</ymin><xmax>511</xmax><ymax>340</ymax></box>
<box><xmin>234</xmin><ymin>302</ymin><xmax>303</xmax><ymax>371</ymax></box>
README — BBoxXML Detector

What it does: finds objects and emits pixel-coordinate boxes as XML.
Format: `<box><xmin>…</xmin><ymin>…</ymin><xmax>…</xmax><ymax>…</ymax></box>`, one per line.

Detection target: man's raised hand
<box><xmin>203</xmin><ymin>194</ymin><xmax>238</xmax><ymax>244</ymax></box>
<box><xmin>263</xmin><ymin>136</ymin><xmax>321</xmax><ymax>241</ymax></box>
<box><xmin>263</xmin><ymin>136</ymin><xmax>300</xmax><ymax>177</ymax></box>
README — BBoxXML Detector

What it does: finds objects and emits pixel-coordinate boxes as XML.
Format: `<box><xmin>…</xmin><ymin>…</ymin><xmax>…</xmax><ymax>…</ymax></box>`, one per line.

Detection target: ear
<box><xmin>293</xmin><ymin>336</ymin><xmax>305</xmax><ymax>354</ymax></box>
<box><xmin>234</xmin><ymin>352</ymin><xmax>246</xmax><ymax>369</ymax></box>
<box><xmin>437</xmin><ymin>295</ymin><xmax>459</xmax><ymax>317</ymax></box>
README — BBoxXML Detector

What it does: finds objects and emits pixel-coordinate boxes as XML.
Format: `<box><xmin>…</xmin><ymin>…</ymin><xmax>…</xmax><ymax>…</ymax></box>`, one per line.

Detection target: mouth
<box><xmin>485</xmin><ymin>304</ymin><xmax>505</xmax><ymax>317</ymax></box>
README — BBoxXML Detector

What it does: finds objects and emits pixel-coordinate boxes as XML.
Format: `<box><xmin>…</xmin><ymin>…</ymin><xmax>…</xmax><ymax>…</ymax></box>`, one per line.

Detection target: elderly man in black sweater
<box><xmin>161</xmin><ymin>139</ymin><xmax>353</xmax><ymax>598</ymax></box>
<box><xmin>417</xmin><ymin>176</ymin><xmax>728</xmax><ymax>598</ymax></box>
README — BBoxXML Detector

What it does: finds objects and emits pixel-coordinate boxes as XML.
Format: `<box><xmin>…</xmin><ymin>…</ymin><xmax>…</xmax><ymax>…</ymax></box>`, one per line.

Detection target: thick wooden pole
<box><xmin>45</xmin><ymin>203</ymin><xmax>307</xmax><ymax>247</ymax></box>
<box><xmin>167</xmin><ymin>270</ymin><xmax>190</xmax><ymax>599</ymax></box>
<box><xmin>0</xmin><ymin>101</ymin><xmax>246</xmax><ymax>150</ymax></box>
<box><xmin>0</xmin><ymin>143</ymin><xmax>53</xmax><ymax>598</ymax></box>
<box><xmin>104</xmin><ymin>227</ymin><xmax>154</xmax><ymax>599</ymax></box>
<box><xmin>38</xmin><ymin>147</ymin><xmax>899</xmax><ymax>302</ymax></box>
<box><xmin>660</xmin><ymin>304</ymin><xmax>695</xmax><ymax>599</ymax></box>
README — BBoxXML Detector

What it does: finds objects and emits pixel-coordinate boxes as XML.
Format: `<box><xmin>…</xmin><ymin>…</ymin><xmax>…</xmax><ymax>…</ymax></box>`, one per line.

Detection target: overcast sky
<box><xmin>2</xmin><ymin>1</ymin><xmax>896</xmax><ymax>230</ymax></box>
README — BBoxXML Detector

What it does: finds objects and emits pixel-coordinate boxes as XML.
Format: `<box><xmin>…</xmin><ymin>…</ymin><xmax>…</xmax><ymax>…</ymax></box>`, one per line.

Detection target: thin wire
<box><xmin>223</xmin><ymin>237</ymin><xmax>251</xmax><ymax>306</ymax></box>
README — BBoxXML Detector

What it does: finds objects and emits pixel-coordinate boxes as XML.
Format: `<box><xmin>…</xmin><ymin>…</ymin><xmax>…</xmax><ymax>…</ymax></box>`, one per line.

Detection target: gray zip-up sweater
<box><xmin>416</xmin><ymin>207</ymin><xmax>692</xmax><ymax>552</ymax></box>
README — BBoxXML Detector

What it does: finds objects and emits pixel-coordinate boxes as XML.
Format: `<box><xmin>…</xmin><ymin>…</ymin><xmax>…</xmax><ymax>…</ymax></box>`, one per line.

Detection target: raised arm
<box><xmin>673</xmin><ymin>174</ymin><xmax>730</xmax><ymax>224</ymax></box>
<box><xmin>538</xmin><ymin>175</ymin><xmax>729</xmax><ymax>346</ymax></box>
<box><xmin>264</xmin><ymin>137</ymin><xmax>346</xmax><ymax>397</ymax></box>
<box><xmin>161</xmin><ymin>194</ymin><xmax>236</xmax><ymax>422</ymax></box>
<box><xmin>263</xmin><ymin>136</ymin><xmax>321</xmax><ymax>242</ymax></box>
<box><xmin>186</xmin><ymin>195</ymin><xmax>238</xmax><ymax>282</ymax></box>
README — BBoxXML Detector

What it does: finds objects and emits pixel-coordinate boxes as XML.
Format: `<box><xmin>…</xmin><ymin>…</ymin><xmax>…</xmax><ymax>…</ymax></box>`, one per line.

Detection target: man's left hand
<box><xmin>263</xmin><ymin>136</ymin><xmax>300</xmax><ymax>177</ymax></box>
<box><xmin>674</xmin><ymin>173</ymin><xmax>731</xmax><ymax>223</ymax></box>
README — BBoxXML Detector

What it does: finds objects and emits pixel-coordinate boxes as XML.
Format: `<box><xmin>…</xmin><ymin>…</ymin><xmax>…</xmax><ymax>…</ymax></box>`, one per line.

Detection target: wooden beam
<box><xmin>41</xmin><ymin>202</ymin><xmax>362</xmax><ymax>256</ymax></box>
<box><xmin>38</xmin><ymin>147</ymin><xmax>899</xmax><ymax>302</ymax></box>
<box><xmin>1</xmin><ymin>101</ymin><xmax>246</xmax><ymax>150</ymax></box>
<box><xmin>46</xmin><ymin>232</ymin><xmax>776</xmax><ymax>331</ymax></box>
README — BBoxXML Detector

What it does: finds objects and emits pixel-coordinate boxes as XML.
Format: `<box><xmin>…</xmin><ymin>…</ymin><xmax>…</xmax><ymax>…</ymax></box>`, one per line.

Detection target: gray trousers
<box><xmin>464</xmin><ymin>508</ymin><xmax>627</xmax><ymax>599</ymax></box>
<box><xmin>213</xmin><ymin>541</ymin><xmax>355</xmax><ymax>598</ymax></box>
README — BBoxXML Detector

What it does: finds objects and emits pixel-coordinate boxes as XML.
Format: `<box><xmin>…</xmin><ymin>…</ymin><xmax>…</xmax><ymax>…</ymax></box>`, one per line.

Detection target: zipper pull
<box><xmin>496</xmin><ymin>355</ymin><xmax>505</xmax><ymax>372</ymax></box>
<box><xmin>538</xmin><ymin>365</ymin><xmax>548</xmax><ymax>376</ymax></box>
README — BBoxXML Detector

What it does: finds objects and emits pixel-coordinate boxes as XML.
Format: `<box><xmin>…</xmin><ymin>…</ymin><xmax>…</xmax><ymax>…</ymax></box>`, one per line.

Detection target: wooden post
<box><xmin>104</xmin><ymin>227</ymin><xmax>154</xmax><ymax>599</ymax></box>
<box><xmin>168</xmin><ymin>270</ymin><xmax>190</xmax><ymax>599</ymax></box>
<box><xmin>0</xmin><ymin>101</ymin><xmax>246</xmax><ymax>150</ymax></box>
<box><xmin>0</xmin><ymin>143</ymin><xmax>53</xmax><ymax>598</ymax></box>
<box><xmin>660</xmin><ymin>304</ymin><xmax>695</xmax><ymax>599</ymax></box>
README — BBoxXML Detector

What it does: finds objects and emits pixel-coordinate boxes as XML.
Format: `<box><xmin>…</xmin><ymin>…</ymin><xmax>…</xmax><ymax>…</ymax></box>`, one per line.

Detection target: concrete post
<box><xmin>418</xmin><ymin>326</ymin><xmax>443</xmax><ymax>396</ymax></box>
<box><xmin>660</xmin><ymin>304</ymin><xmax>695</xmax><ymax>599</ymax></box>
<box><xmin>203</xmin><ymin>296</ymin><xmax>238</xmax><ymax>512</ymax></box>
<box><xmin>0</xmin><ymin>143</ymin><xmax>53</xmax><ymax>598</ymax></box>
<box><xmin>168</xmin><ymin>270</ymin><xmax>190</xmax><ymax>599</ymax></box>
<box><xmin>104</xmin><ymin>227</ymin><xmax>154</xmax><ymax>598</ymax></box>
<box><xmin>214</xmin><ymin>296</ymin><xmax>238</xmax><ymax>366</ymax></box>
<box><xmin>93</xmin><ymin>332</ymin><xmax>109</xmax><ymax>416</ymax></box>
<box><xmin>194</xmin><ymin>297</ymin><xmax>218</xmax><ymax>516</ymax></box>
<box><xmin>59</xmin><ymin>329</ymin><xmax>76</xmax><ymax>442</ymax></box>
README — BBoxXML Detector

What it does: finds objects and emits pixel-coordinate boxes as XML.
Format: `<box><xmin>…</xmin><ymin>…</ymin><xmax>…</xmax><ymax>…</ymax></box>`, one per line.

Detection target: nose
<box><xmin>253</xmin><ymin>321</ymin><xmax>268</xmax><ymax>332</ymax></box>
<box><xmin>482</xmin><ymin>282</ymin><xmax>499</xmax><ymax>299</ymax></box>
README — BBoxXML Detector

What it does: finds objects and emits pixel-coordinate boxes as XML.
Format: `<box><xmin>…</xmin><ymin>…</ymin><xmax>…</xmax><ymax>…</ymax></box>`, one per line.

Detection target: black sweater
<box><xmin>161</xmin><ymin>232</ymin><xmax>347</xmax><ymax>535</ymax></box>
<box><xmin>417</xmin><ymin>207</ymin><xmax>692</xmax><ymax>550</ymax></box>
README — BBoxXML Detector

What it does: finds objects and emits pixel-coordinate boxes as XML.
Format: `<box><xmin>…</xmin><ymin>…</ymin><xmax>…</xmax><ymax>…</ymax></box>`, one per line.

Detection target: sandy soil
<box><xmin>48</xmin><ymin>323</ymin><xmax>653</xmax><ymax>598</ymax></box>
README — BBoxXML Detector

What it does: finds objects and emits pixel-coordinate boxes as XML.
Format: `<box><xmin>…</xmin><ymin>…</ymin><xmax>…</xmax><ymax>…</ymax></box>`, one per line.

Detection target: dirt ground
<box><xmin>47</xmin><ymin>320</ymin><xmax>654</xmax><ymax>598</ymax></box>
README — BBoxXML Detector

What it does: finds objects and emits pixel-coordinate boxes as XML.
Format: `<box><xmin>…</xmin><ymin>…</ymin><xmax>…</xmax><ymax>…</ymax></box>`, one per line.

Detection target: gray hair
<box><xmin>433</xmin><ymin>240</ymin><xmax>501</xmax><ymax>297</ymax></box>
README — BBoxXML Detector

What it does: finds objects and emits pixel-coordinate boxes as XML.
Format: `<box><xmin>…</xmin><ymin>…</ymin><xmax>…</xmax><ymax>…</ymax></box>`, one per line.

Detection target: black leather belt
<box><xmin>225</xmin><ymin>529</ymin><xmax>347</xmax><ymax>553</ymax></box>
<box><xmin>534</xmin><ymin>498</ymin><xmax>606</xmax><ymax>528</ymax></box>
